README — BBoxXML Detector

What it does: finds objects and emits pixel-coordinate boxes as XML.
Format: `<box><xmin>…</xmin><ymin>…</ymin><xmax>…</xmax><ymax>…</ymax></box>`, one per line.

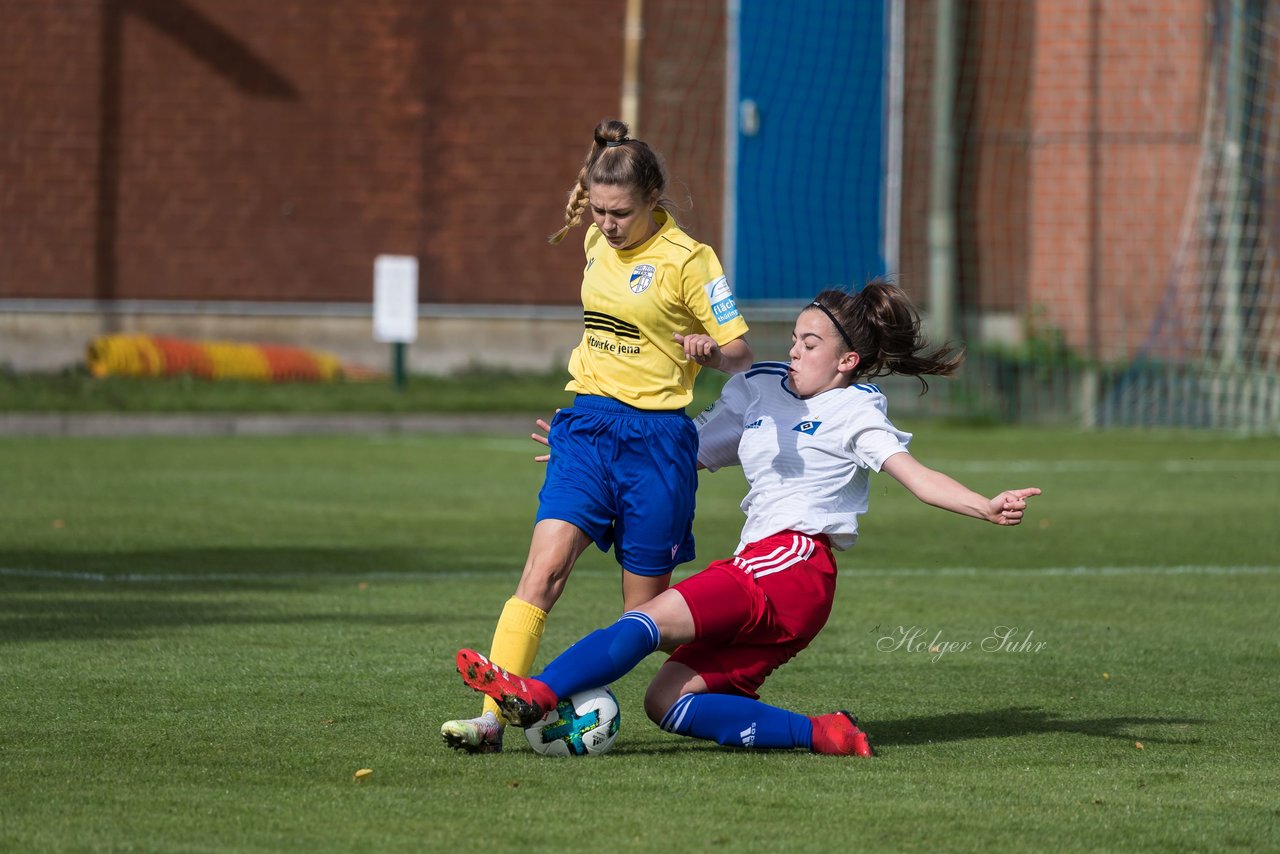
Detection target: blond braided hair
<box><xmin>548</xmin><ymin>163</ymin><xmax>594</xmax><ymax>245</ymax></box>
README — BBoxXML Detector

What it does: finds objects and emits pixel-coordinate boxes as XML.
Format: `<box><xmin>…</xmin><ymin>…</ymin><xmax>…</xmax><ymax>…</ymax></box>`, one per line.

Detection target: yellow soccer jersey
<box><xmin>566</xmin><ymin>210</ymin><xmax>749</xmax><ymax>410</ymax></box>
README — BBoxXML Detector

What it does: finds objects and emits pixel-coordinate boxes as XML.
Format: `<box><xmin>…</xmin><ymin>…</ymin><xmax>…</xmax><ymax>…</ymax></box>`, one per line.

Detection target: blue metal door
<box><xmin>730</xmin><ymin>0</ymin><xmax>888</xmax><ymax>302</ymax></box>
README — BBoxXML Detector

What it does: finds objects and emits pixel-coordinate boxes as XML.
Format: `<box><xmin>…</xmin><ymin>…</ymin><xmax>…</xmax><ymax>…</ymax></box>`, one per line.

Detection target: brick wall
<box><xmin>899</xmin><ymin>0</ymin><xmax>1208</xmax><ymax>359</ymax></box>
<box><xmin>0</xmin><ymin>0</ymin><xmax>624</xmax><ymax>305</ymax></box>
<box><xmin>1</xmin><ymin>2</ymin><xmax>101</xmax><ymax>299</ymax></box>
<box><xmin>1027</xmin><ymin>0</ymin><xmax>1204</xmax><ymax>359</ymax></box>
<box><xmin>638</xmin><ymin>0</ymin><xmax>727</xmax><ymax>249</ymax></box>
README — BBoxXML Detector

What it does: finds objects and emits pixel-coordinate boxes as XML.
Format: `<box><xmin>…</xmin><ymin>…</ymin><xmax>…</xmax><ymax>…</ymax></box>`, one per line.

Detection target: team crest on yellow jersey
<box><xmin>629</xmin><ymin>264</ymin><xmax>656</xmax><ymax>294</ymax></box>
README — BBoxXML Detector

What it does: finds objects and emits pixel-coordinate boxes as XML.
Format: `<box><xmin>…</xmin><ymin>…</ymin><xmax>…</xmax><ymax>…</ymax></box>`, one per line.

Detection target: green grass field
<box><xmin>3</xmin><ymin>425</ymin><xmax>1279</xmax><ymax>851</ymax></box>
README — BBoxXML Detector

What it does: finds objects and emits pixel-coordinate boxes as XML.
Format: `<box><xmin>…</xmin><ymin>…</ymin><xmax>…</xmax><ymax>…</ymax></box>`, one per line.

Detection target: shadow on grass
<box><xmin>869</xmin><ymin>706</ymin><xmax>1207</xmax><ymax>746</ymax></box>
<box><xmin>0</xmin><ymin>546</ymin><xmax>518</xmax><ymax>643</ymax></box>
<box><xmin>0</xmin><ymin>547</ymin><xmax>491</xmax><ymax>580</ymax></box>
<box><xmin>0</xmin><ymin>593</ymin><xmax>443</xmax><ymax>644</ymax></box>
<box><xmin>606</xmin><ymin>706</ymin><xmax>1208</xmax><ymax>757</ymax></box>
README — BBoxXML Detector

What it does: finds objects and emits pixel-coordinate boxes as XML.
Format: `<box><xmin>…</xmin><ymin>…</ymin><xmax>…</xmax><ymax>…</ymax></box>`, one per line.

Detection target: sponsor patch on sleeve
<box><xmin>704</xmin><ymin>276</ymin><xmax>740</xmax><ymax>325</ymax></box>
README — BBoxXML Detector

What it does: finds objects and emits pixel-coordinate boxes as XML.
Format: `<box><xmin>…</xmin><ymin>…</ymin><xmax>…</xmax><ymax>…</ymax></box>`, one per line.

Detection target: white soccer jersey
<box><xmin>693</xmin><ymin>361</ymin><xmax>913</xmax><ymax>553</ymax></box>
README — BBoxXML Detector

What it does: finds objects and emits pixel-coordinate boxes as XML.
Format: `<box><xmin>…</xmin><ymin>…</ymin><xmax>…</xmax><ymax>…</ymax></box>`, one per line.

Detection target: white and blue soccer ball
<box><xmin>523</xmin><ymin>686</ymin><xmax>621</xmax><ymax>757</ymax></box>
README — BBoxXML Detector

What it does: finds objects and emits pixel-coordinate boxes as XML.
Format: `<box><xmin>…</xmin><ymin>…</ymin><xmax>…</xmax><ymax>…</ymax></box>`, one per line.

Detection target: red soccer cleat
<box><xmin>810</xmin><ymin>711</ymin><xmax>874</xmax><ymax>757</ymax></box>
<box><xmin>455</xmin><ymin>648</ymin><xmax>558</xmax><ymax>728</ymax></box>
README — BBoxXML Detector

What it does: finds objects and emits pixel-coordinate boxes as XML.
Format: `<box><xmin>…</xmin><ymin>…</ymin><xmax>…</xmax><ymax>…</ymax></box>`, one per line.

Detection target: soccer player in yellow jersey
<box><xmin>441</xmin><ymin>119</ymin><xmax>752</xmax><ymax>752</ymax></box>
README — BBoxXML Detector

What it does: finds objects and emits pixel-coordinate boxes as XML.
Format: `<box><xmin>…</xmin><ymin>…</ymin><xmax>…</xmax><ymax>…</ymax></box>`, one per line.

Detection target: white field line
<box><xmin>927</xmin><ymin>459</ymin><xmax>1280</xmax><ymax>474</ymax></box>
<box><xmin>2</xmin><ymin>565</ymin><xmax>1277</xmax><ymax>585</ymax></box>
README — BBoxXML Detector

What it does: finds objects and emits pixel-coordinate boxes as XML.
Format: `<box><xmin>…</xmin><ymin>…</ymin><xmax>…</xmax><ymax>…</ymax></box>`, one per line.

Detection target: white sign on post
<box><xmin>373</xmin><ymin>255</ymin><xmax>419</xmax><ymax>343</ymax></box>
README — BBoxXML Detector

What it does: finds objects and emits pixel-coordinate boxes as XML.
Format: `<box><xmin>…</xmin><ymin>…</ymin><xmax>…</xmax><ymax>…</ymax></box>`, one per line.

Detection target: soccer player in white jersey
<box><xmin>453</xmin><ymin>280</ymin><xmax>1041</xmax><ymax>756</ymax></box>
<box><xmin>441</xmin><ymin>120</ymin><xmax>752</xmax><ymax>753</ymax></box>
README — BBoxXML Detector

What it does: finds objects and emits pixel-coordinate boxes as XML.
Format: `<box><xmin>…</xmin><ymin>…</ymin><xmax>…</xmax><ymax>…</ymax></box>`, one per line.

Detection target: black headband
<box><xmin>809</xmin><ymin>301</ymin><xmax>856</xmax><ymax>352</ymax></box>
<box><xmin>605</xmin><ymin>139</ymin><xmax>628</xmax><ymax>148</ymax></box>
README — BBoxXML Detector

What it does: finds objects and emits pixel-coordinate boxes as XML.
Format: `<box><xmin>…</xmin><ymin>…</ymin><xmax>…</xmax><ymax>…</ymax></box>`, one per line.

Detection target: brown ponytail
<box><xmin>549</xmin><ymin>119</ymin><xmax>670</xmax><ymax>244</ymax></box>
<box><xmin>810</xmin><ymin>278</ymin><xmax>963</xmax><ymax>393</ymax></box>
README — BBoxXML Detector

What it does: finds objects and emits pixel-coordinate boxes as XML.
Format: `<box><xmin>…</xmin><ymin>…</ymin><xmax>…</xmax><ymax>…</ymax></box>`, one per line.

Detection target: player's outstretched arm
<box><xmin>882</xmin><ymin>452</ymin><xmax>1041</xmax><ymax>526</ymax></box>
<box><xmin>714</xmin><ymin>335</ymin><xmax>753</xmax><ymax>374</ymax></box>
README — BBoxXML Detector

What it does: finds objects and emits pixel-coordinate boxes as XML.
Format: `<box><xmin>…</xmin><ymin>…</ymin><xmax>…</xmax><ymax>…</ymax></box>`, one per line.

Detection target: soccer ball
<box><xmin>523</xmin><ymin>686</ymin><xmax>621</xmax><ymax>757</ymax></box>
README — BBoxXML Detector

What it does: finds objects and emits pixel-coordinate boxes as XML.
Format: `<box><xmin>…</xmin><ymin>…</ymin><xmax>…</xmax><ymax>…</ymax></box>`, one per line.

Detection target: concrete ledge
<box><xmin>0</xmin><ymin>306</ymin><xmax>584</xmax><ymax>375</ymax></box>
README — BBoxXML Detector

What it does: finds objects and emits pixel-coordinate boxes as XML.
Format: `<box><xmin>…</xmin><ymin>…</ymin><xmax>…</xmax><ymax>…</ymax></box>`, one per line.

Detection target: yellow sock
<box><xmin>482</xmin><ymin>596</ymin><xmax>547</xmax><ymax>720</ymax></box>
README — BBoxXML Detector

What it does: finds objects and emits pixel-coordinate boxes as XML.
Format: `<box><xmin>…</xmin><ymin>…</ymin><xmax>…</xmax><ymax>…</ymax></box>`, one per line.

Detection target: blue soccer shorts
<box><xmin>536</xmin><ymin>394</ymin><xmax>698</xmax><ymax>576</ymax></box>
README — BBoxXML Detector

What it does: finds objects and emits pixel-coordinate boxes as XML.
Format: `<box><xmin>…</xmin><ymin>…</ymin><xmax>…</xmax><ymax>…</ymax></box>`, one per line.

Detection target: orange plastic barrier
<box><xmin>87</xmin><ymin>334</ymin><xmax>378</xmax><ymax>382</ymax></box>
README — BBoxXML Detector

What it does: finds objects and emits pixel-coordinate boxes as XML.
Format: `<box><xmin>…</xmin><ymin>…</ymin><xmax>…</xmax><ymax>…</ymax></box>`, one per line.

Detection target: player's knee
<box><xmin>643</xmin><ymin>680</ymin><xmax>682</xmax><ymax>724</ymax></box>
<box><xmin>643</xmin><ymin>694</ymin><xmax>669</xmax><ymax>726</ymax></box>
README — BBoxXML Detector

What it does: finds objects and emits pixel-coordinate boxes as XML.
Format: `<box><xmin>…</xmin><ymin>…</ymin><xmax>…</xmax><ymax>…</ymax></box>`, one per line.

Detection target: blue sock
<box><xmin>535</xmin><ymin>611</ymin><xmax>661</xmax><ymax>699</ymax></box>
<box><xmin>659</xmin><ymin>693</ymin><xmax>814</xmax><ymax>750</ymax></box>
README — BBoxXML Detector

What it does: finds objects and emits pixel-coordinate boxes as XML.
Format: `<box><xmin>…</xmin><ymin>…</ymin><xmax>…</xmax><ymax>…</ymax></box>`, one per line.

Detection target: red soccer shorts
<box><xmin>667</xmin><ymin>530</ymin><xmax>838</xmax><ymax>699</ymax></box>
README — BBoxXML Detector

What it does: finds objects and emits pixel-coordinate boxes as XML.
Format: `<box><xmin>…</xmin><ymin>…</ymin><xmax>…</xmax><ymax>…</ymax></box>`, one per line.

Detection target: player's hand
<box><xmin>530</xmin><ymin>411</ymin><xmax>558</xmax><ymax>463</ymax></box>
<box><xmin>674</xmin><ymin>332</ymin><xmax>721</xmax><ymax>367</ymax></box>
<box><xmin>988</xmin><ymin>488</ymin><xmax>1041</xmax><ymax>526</ymax></box>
